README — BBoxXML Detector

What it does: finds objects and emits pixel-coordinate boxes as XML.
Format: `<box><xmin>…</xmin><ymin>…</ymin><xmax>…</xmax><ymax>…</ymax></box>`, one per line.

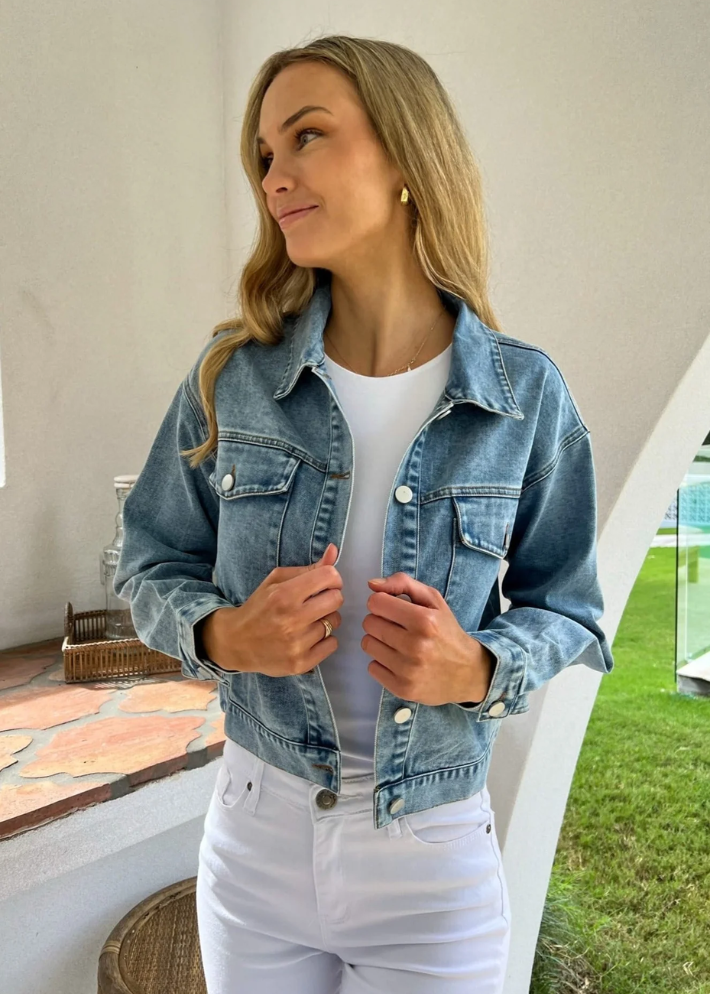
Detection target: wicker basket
<box><xmin>97</xmin><ymin>876</ymin><xmax>206</xmax><ymax>994</ymax></box>
<box><xmin>62</xmin><ymin>601</ymin><xmax>180</xmax><ymax>682</ymax></box>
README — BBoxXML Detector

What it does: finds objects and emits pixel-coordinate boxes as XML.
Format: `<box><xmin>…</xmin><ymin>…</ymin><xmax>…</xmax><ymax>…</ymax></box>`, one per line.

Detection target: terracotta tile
<box><xmin>0</xmin><ymin>685</ymin><xmax>114</xmax><ymax>732</ymax></box>
<box><xmin>204</xmin><ymin>715</ymin><xmax>226</xmax><ymax>747</ymax></box>
<box><xmin>20</xmin><ymin>715</ymin><xmax>205</xmax><ymax>781</ymax></box>
<box><xmin>0</xmin><ymin>638</ymin><xmax>63</xmax><ymax>659</ymax></box>
<box><xmin>0</xmin><ymin>780</ymin><xmax>113</xmax><ymax>839</ymax></box>
<box><xmin>119</xmin><ymin>680</ymin><xmax>217</xmax><ymax>713</ymax></box>
<box><xmin>0</xmin><ymin>733</ymin><xmax>33</xmax><ymax>772</ymax></box>
<box><xmin>0</xmin><ymin>655</ymin><xmax>60</xmax><ymax>692</ymax></box>
<box><xmin>0</xmin><ymin>632</ymin><xmax>225</xmax><ymax>836</ymax></box>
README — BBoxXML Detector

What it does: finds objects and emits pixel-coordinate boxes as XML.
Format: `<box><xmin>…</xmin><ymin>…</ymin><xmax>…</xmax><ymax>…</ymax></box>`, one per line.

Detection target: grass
<box><xmin>530</xmin><ymin>543</ymin><xmax>710</xmax><ymax>993</ymax></box>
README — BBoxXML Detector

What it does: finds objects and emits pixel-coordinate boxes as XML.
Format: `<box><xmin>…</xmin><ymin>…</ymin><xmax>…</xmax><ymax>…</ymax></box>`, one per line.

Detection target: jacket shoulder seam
<box><xmin>182</xmin><ymin>378</ymin><xmax>210</xmax><ymax>441</ymax></box>
<box><xmin>520</xmin><ymin>426</ymin><xmax>590</xmax><ymax>493</ymax></box>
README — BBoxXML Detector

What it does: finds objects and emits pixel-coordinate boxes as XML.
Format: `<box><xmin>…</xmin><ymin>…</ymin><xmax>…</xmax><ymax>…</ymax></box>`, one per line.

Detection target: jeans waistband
<box><xmin>222</xmin><ymin>735</ymin><xmax>376</xmax><ymax>815</ymax></box>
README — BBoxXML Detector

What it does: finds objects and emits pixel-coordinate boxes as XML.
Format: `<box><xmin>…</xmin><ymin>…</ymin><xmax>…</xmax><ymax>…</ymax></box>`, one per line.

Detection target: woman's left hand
<box><xmin>361</xmin><ymin>573</ymin><xmax>496</xmax><ymax>707</ymax></box>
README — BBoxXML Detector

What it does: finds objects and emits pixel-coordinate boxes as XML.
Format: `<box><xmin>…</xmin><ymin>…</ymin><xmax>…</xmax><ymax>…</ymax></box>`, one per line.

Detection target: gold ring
<box><xmin>321</xmin><ymin>619</ymin><xmax>333</xmax><ymax>639</ymax></box>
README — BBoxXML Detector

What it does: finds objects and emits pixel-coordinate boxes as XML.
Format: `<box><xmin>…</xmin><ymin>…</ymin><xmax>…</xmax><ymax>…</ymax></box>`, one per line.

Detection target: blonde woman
<box><xmin>115</xmin><ymin>34</ymin><xmax>613</xmax><ymax>994</ymax></box>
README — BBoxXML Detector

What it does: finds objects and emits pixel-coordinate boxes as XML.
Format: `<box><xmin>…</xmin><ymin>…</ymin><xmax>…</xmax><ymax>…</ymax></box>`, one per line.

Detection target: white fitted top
<box><xmin>321</xmin><ymin>342</ymin><xmax>453</xmax><ymax>778</ymax></box>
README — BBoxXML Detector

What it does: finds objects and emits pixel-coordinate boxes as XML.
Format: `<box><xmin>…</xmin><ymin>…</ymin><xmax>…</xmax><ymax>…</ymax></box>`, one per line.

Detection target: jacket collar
<box><xmin>274</xmin><ymin>275</ymin><xmax>524</xmax><ymax>420</ymax></box>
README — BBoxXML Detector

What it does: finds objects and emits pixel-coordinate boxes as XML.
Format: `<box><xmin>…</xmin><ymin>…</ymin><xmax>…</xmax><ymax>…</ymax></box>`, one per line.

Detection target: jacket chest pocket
<box><xmin>443</xmin><ymin>492</ymin><xmax>519</xmax><ymax>626</ymax></box>
<box><xmin>208</xmin><ymin>438</ymin><xmax>301</xmax><ymax>601</ymax></box>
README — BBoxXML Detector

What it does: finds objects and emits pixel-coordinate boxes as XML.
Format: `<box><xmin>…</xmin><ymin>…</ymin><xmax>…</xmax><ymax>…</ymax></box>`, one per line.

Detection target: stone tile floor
<box><xmin>0</xmin><ymin>637</ymin><xmax>225</xmax><ymax>840</ymax></box>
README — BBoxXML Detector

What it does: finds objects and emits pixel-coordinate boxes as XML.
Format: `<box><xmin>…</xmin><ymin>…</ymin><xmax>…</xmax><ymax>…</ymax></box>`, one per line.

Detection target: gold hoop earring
<box><xmin>401</xmin><ymin>186</ymin><xmax>410</xmax><ymax>204</ymax></box>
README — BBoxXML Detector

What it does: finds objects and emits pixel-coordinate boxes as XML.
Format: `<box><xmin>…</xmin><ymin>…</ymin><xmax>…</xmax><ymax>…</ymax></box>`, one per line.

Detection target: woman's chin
<box><xmin>286</xmin><ymin>249</ymin><xmax>327</xmax><ymax>269</ymax></box>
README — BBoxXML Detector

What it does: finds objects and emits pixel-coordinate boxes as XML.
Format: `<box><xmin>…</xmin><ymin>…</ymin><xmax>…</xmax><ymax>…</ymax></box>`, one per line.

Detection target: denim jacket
<box><xmin>114</xmin><ymin>277</ymin><xmax>614</xmax><ymax>829</ymax></box>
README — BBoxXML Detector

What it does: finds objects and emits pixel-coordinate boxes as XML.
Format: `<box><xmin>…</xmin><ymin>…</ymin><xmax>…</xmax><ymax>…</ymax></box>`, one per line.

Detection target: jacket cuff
<box><xmin>454</xmin><ymin>629</ymin><xmax>528</xmax><ymax>720</ymax></box>
<box><xmin>175</xmin><ymin>595</ymin><xmax>235</xmax><ymax>683</ymax></box>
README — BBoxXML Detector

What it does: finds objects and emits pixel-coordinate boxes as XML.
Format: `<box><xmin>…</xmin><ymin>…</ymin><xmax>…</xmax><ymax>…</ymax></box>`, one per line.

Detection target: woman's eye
<box><xmin>260</xmin><ymin>128</ymin><xmax>320</xmax><ymax>168</ymax></box>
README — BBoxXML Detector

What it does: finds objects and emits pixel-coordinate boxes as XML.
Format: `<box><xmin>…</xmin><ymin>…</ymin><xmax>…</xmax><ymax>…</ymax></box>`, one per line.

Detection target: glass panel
<box><xmin>676</xmin><ymin>431</ymin><xmax>710</xmax><ymax>697</ymax></box>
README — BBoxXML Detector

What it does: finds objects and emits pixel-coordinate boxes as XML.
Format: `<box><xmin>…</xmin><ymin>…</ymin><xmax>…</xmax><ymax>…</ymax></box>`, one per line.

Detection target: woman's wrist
<box><xmin>195</xmin><ymin>612</ymin><xmax>219</xmax><ymax>663</ymax></box>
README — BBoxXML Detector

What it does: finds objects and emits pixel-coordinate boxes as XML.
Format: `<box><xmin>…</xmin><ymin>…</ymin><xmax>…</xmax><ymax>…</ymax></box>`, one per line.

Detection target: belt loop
<box><xmin>387</xmin><ymin>816</ymin><xmax>404</xmax><ymax>839</ymax></box>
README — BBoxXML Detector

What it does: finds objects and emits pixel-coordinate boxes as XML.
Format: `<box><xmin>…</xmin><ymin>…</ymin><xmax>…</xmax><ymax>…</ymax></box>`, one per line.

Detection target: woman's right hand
<box><xmin>200</xmin><ymin>543</ymin><xmax>343</xmax><ymax>675</ymax></box>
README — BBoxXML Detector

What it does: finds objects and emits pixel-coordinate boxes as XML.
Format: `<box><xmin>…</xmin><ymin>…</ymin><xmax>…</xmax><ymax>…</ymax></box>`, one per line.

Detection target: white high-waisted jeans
<box><xmin>196</xmin><ymin>736</ymin><xmax>511</xmax><ymax>993</ymax></box>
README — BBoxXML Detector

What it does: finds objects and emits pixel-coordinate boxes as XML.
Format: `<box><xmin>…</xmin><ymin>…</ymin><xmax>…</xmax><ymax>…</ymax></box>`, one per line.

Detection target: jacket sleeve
<box><xmin>455</xmin><ymin>426</ymin><xmax>614</xmax><ymax>720</ymax></box>
<box><xmin>113</xmin><ymin>373</ymin><xmax>237</xmax><ymax>683</ymax></box>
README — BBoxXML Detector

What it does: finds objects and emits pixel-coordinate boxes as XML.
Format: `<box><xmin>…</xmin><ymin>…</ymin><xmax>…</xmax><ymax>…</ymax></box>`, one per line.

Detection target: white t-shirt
<box><xmin>321</xmin><ymin>342</ymin><xmax>453</xmax><ymax>779</ymax></box>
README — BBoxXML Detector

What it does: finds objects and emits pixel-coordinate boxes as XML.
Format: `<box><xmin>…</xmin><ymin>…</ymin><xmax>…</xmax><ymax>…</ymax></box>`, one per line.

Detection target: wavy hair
<box><xmin>181</xmin><ymin>33</ymin><xmax>501</xmax><ymax>469</ymax></box>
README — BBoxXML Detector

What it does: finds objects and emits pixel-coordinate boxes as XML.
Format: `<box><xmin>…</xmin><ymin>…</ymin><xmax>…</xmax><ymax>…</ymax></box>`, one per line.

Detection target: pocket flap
<box><xmin>453</xmin><ymin>494</ymin><xmax>518</xmax><ymax>558</ymax></box>
<box><xmin>209</xmin><ymin>439</ymin><xmax>300</xmax><ymax>499</ymax></box>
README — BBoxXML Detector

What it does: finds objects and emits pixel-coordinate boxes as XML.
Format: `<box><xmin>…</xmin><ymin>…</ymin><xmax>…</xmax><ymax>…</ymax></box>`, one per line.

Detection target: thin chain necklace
<box><xmin>324</xmin><ymin>307</ymin><xmax>448</xmax><ymax>376</ymax></box>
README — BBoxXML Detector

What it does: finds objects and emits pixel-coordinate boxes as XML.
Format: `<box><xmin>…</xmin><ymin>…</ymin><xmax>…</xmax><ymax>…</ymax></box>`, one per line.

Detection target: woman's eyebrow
<box><xmin>257</xmin><ymin>105</ymin><xmax>333</xmax><ymax>147</ymax></box>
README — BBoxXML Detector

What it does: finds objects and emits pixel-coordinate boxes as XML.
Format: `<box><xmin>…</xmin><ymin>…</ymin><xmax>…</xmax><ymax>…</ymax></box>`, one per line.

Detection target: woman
<box><xmin>114</xmin><ymin>34</ymin><xmax>614</xmax><ymax>994</ymax></box>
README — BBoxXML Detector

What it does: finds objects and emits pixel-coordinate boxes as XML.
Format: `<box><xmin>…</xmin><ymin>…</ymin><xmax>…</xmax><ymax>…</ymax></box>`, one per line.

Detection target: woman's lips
<box><xmin>279</xmin><ymin>206</ymin><xmax>318</xmax><ymax>228</ymax></box>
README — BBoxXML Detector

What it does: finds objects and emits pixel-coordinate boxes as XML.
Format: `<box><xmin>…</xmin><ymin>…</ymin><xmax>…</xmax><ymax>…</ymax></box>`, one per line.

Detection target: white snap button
<box><xmin>394</xmin><ymin>706</ymin><xmax>413</xmax><ymax>723</ymax></box>
<box><xmin>221</xmin><ymin>473</ymin><xmax>234</xmax><ymax>490</ymax></box>
<box><xmin>395</xmin><ymin>485</ymin><xmax>413</xmax><ymax>503</ymax></box>
<box><xmin>488</xmin><ymin>701</ymin><xmax>506</xmax><ymax>717</ymax></box>
<box><xmin>389</xmin><ymin>797</ymin><xmax>405</xmax><ymax>815</ymax></box>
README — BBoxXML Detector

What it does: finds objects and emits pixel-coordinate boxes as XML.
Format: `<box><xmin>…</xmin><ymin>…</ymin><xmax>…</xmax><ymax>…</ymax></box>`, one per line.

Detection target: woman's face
<box><xmin>257</xmin><ymin>61</ymin><xmax>405</xmax><ymax>272</ymax></box>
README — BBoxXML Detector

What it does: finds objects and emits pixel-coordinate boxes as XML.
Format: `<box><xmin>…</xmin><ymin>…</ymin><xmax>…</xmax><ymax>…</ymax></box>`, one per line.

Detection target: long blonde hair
<box><xmin>182</xmin><ymin>33</ymin><xmax>502</xmax><ymax>469</ymax></box>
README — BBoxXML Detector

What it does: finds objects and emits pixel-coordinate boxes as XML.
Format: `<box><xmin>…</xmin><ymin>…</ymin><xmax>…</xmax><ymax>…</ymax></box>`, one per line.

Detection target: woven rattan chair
<box><xmin>97</xmin><ymin>876</ymin><xmax>207</xmax><ymax>994</ymax></box>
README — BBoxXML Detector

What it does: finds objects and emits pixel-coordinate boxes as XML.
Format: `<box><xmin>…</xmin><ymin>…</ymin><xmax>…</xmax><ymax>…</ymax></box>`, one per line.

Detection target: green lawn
<box><xmin>530</xmin><ymin>544</ymin><xmax>710</xmax><ymax>994</ymax></box>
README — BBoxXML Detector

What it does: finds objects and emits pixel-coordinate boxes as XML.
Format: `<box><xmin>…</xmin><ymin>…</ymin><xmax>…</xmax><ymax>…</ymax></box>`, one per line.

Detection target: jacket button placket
<box><xmin>378</xmin><ymin>482</ymin><xmax>419</xmax><ymax>819</ymax></box>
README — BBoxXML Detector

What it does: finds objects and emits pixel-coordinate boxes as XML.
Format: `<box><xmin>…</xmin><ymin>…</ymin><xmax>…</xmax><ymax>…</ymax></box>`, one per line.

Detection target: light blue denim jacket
<box><xmin>114</xmin><ymin>275</ymin><xmax>614</xmax><ymax>829</ymax></box>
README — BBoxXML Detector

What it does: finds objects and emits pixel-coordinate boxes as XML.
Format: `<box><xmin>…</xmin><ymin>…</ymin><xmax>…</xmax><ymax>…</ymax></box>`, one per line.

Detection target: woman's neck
<box><xmin>322</xmin><ymin>300</ymin><xmax>456</xmax><ymax>377</ymax></box>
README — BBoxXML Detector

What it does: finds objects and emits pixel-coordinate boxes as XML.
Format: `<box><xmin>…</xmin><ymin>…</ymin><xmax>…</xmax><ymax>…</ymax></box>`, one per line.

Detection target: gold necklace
<box><xmin>324</xmin><ymin>307</ymin><xmax>447</xmax><ymax>376</ymax></box>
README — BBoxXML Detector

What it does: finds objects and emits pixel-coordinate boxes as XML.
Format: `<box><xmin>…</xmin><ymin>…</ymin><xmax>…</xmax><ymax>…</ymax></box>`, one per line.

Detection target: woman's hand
<box><xmin>201</xmin><ymin>543</ymin><xmax>343</xmax><ymax>675</ymax></box>
<box><xmin>362</xmin><ymin>573</ymin><xmax>496</xmax><ymax>706</ymax></box>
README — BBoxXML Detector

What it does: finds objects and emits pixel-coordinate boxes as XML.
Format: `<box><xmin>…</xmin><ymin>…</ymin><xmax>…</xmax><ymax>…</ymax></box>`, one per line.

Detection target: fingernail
<box><xmin>369</xmin><ymin>577</ymin><xmax>386</xmax><ymax>584</ymax></box>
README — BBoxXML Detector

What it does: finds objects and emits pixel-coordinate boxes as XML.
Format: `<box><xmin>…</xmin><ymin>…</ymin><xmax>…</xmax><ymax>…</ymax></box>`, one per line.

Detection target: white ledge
<box><xmin>0</xmin><ymin>760</ymin><xmax>219</xmax><ymax>902</ymax></box>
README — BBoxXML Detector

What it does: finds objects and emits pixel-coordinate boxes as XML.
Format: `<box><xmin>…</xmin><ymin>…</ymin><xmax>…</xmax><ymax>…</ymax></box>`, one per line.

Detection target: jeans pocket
<box><xmin>214</xmin><ymin>758</ymin><xmax>251</xmax><ymax>810</ymax></box>
<box><xmin>402</xmin><ymin>791</ymin><xmax>493</xmax><ymax>849</ymax></box>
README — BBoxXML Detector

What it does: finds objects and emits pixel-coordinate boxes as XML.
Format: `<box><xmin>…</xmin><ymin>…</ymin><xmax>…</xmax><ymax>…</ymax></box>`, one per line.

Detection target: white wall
<box><xmin>0</xmin><ymin>0</ymin><xmax>228</xmax><ymax>639</ymax></box>
<box><xmin>1</xmin><ymin>2</ymin><xmax>709</xmax><ymax>993</ymax></box>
